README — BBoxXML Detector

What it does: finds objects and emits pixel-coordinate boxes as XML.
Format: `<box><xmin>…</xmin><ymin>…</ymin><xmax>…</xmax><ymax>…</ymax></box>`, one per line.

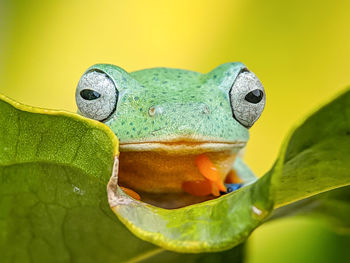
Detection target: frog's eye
<box><xmin>229</xmin><ymin>70</ymin><xmax>266</xmax><ymax>128</ymax></box>
<box><xmin>75</xmin><ymin>70</ymin><xmax>118</xmax><ymax>121</ymax></box>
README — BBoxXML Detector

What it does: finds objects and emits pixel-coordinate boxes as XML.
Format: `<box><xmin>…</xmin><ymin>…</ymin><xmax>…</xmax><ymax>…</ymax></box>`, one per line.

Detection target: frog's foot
<box><xmin>182</xmin><ymin>156</ymin><xmax>247</xmax><ymax>197</ymax></box>
<box><xmin>182</xmin><ymin>180</ymin><xmax>213</xmax><ymax>196</ymax></box>
<box><xmin>182</xmin><ymin>154</ymin><xmax>227</xmax><ymax>197</ymax></box>
<box><xmin>195</xmin><ymin>154</ymin><xmax>227</xmax><ymax>193</ymax></box>
<box><xmin>120</xmin><ymin>186</ymin><xmax>141</xmax><ymax>200</ymax></box>
<box><xmin>222</xmin><ymin>168</ymin><xmax>246</xmax><ymax>194</ymax></box>
<box><xmin>225</xmin><ymin>169</ymin><xmax>244</xmax><ymax>184</ymax></box>
<box><xmin>225</xmin><ymin>183</ymin><xmax>243</xmax><ymax>193</ymax></box>
<box><xmin>182</xmin><ymin>179</ymin><xmax>223</xmax><ymax>197</ymax></box>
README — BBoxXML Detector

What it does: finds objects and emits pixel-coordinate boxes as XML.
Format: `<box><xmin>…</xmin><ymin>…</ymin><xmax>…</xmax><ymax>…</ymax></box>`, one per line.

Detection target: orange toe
<box><xmin>120</xmin><ymin>186</ymin><xmax>141</xmax><ymax>200</ymax></box>
<box><xmin>195</xmin><ymin>154</ymin><xmax>227</xmax><ymax>195</ymax></box>
<box><xmin>225</xmin><ymin>170</ymin><xmax>243</xmax><ymax>184</ymax></box>
<box><xmin>195</xmin><ymin>154</ymin><xmax>221</xmax><ymax>182</ymax></box>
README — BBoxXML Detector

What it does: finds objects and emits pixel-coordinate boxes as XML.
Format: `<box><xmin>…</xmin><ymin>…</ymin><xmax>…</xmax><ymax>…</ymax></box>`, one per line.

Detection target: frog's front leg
<box><xmin>224</xmin><ymin>157</ymin><xmax>257</xmax><ymax>192</ymax></box>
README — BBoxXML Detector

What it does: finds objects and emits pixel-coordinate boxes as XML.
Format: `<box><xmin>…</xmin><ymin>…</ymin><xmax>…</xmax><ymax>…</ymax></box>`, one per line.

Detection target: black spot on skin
<box><xmin>134</xmin><ymin>96</ymin><xmax>139</xmax><ymax>100</ymax></box>
<box><xmin>130</xmin><ymin>122</ymin><xmax>133</xmax><ymax>126</ymax></box>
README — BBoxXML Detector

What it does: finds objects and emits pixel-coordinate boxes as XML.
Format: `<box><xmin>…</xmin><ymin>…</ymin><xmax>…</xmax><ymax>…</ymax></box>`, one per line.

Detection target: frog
<box><xmin>75</xmin><ymin>62</ymin><xmax>266</xmax><ymax>209</ymax></box>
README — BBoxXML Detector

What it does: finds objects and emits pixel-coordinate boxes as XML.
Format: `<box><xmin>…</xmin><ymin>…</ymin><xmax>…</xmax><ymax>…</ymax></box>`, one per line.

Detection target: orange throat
<box><xmin>117</xmin><ymin>141</ymin><xmax>241</xmax><ymax>208</ymax></box>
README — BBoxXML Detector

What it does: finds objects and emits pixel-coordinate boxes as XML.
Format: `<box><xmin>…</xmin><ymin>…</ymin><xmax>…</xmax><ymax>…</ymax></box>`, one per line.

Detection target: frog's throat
<box><xmin>119</xmin><ymin>141</ymin><xmax>246</xmax><ymax>154</ymax></box>
<box><xmin>117</xmin><ymin>140</ymin><xmax>245</xmax><ymax>209</ymax></box>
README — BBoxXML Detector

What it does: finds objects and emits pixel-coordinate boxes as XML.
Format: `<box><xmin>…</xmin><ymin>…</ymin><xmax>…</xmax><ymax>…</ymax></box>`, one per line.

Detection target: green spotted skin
<box><xmin>86</xmin><ymin>63</ymin><xmax>249</xmax><ymax>144</ymax></box>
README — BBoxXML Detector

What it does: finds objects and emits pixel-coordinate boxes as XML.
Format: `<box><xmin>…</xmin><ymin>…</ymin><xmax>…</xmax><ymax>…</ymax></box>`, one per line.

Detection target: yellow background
<box><xmin>1</xmin><ymin>0</ymin><xmax>350</xmax><ymax>262</ymax></box>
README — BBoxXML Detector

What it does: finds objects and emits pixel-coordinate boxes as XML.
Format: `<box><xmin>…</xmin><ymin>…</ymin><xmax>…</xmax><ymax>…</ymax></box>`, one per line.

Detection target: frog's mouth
<box><xmin>119</xmin><ymin>140</ymin><xmax>245</xmax><ymax>154</ymax></box>
<box><xmin>116</xmin><ymin>138</ymin><xmax>246</xmax><ymax>209</ymax></box>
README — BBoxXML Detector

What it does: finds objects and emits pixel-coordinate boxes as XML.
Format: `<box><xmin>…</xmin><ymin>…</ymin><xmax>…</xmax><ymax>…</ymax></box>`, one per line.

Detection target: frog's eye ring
<box><xmin>76</xmin><ymin>70</ymin><xmax>118</xmax><ymax>121</ymax></box>
<box><xmin>229</xmin><ymin>70</ymin><xmax>266</xmax><ymax>128</ymax></box>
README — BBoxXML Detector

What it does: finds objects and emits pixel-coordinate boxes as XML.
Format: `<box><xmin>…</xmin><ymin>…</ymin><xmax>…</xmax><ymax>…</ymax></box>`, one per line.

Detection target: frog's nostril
<box><xmin>148</xmin><ymin>106</ymin><xmax>164</xmax><ymax>117</ymax></box>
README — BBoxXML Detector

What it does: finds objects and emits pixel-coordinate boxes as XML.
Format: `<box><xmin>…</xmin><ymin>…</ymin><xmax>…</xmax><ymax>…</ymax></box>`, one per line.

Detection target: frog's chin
<box><xmin>116</xmin><ymin>139</ymin><xmax>245</xmax><ymax>209</ymax></box>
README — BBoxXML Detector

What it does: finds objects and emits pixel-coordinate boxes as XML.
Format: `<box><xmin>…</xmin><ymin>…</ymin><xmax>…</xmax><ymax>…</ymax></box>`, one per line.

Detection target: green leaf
<box><xmin>109</xmin><ymin>165</ymin><xmax>273</xmax><ymax>253</ymax></box>
<box><xmin>0</xmin><ymin>94</ymin><xmax>246</xmax><ymax>262</ymax></box>
<box><xmin>107</xmin><ymin>88</ymin><xmax>350</xmax><ymax>252</ymax></box>
<box><xmin>271</xmin><ymin>186</ymin><xmax>350</xmax><ymax>235</ymax></box>
<box><xmin>305</xmin><ymin>186</ymin><xmax>350</xmax><ymax>234</ymax></box>
<box><xmin>271</xmin><ymin>89</ymin><xmax>350</xmax><ymax>208</ymax></box>
<box><xmin>1</xmin><ymin>88</ymin><xmax>350</xmax><ymax>260</ymax></box>
<box><xmin>267</xmin><ymin>88</ymin><xmax>350</xmax><ymax>233</ymax></box>
<box><xmin>0</xmin><ymin>94</ymin><xmax>160</xmax><ymax>262</ymax></box>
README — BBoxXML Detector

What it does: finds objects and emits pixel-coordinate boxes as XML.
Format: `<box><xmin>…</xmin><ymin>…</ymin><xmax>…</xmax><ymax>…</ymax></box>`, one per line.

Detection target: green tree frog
<box><xmin>75</xmin><ymin>63</ymin><xmax>266</xmax><ymax>208</ymax></box>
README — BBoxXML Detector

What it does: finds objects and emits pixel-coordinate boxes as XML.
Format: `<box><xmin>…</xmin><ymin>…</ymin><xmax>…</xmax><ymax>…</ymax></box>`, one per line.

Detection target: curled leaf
<box><xmin>108</xmin><ymin>88</ymin><xmax>350</xmax><ymax>252</ymax></box>
<box><xmin>1</xmin><ymin>88</ymin><xmax>350</xmax><ymax>259</ymax></box>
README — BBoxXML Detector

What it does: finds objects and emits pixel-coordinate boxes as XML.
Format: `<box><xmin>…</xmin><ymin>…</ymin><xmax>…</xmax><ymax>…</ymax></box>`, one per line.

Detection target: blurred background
<box><xmin>1</xmin><ymin>0</ymin><xmax>349</xmax><ymax>262</ymax></box>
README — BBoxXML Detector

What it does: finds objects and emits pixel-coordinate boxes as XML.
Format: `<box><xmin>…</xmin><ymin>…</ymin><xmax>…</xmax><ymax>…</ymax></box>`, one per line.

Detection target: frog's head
<box><xmin>75</xmin><ymin>63</ymin><xmax>266</xmax><ymax>208</ymax></box>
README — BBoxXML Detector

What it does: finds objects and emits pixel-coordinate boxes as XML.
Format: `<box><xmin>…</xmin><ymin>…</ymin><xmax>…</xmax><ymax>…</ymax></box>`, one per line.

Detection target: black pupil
<box><xmin>80</xmin><ymin>89</ymin><xmax>101</xmax><ymax>100</ymax></box>
<box><xmin>245</xmin><ymin>89</ymin><xmax>263</xmax><ymax>104</ymax></box>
